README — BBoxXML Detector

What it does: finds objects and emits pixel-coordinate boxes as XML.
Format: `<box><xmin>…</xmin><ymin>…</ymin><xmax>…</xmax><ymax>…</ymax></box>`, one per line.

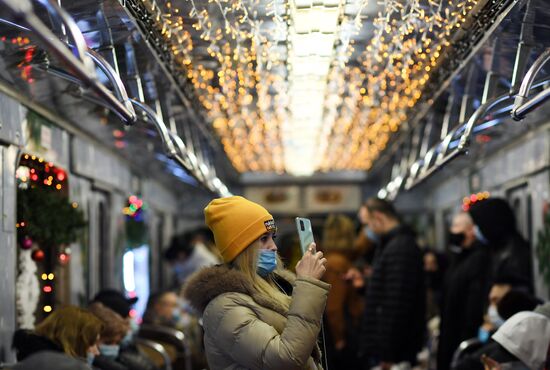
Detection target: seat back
<box><xmin>134</xmin><ymin>337</ymin><xmax>172</xmax><ymax>370</ymax></box>
<box><xmin>451</xmin><ymin>337</ymin><xmax>484</xmax><ymax>369</ymax></box>
<box><xmin>138</xmin><ymin>325</ymin><xmax>192</xmax><ymax>370</ymax></box>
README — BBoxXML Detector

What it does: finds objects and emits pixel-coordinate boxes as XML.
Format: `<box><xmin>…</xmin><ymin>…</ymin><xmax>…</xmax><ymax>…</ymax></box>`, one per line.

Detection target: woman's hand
<box><xmin>295</xmin><ymin>243</ymin><xmax>327</xmax><ymax>280</ymax></box>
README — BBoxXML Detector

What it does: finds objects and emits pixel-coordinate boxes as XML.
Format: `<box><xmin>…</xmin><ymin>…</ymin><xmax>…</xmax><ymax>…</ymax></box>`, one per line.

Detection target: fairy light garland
<box><xmin>135</xmin><ymin>0</ymin><xmax>487</xmax><ymax>174</ymax></box>
<box><xmin>319</xmin><ymin>0</ymin><xmax>480</xmax><ymax>171</ymax></box>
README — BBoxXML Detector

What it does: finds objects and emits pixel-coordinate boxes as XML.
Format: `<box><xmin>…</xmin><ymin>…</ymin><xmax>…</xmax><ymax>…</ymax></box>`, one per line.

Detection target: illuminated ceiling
<box><xmin>140</xmin><ymin>0</ymin><xmax>484</xmax><ymax>176</ymax></box>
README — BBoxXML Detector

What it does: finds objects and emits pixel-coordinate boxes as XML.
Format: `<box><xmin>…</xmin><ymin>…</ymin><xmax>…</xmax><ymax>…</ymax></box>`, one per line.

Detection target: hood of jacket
<box><xmin>492</xmin><ymin>311</ymin><xmax>550</xmax><ymax>370</ymax></box>
<box><xmin>182</xmin><ymin>264</ymin><xmax>295</xmax><ymax>316</ymax></box>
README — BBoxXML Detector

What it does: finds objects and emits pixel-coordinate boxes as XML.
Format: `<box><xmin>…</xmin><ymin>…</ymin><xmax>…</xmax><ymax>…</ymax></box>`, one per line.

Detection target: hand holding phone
<box><xmin>296</xmin><ymin>217</ymin><xmax>316</xmax><ymax>255</ymax></box>
<box><xmin>295</xmin><ymin>217</ymin><xmax>326</xmax><ymax>280</ymax></box>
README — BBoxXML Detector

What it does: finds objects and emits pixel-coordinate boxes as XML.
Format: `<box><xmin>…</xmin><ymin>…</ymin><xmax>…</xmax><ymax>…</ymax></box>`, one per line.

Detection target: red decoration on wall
<box><xmin>31</xmin><ymin>249</ymin><xmax>45</xmax><ymax>261</ymax></box>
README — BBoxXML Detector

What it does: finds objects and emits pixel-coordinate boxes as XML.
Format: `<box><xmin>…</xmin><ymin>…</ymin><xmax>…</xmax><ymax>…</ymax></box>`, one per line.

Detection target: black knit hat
<box><xmin>92</xmin><ymin>289</ymin><xmax>137</xmax><ymax>318</ymax></box>
<box><xmin>468</xmin><ymin>198</ymin><xmax>517</xmax><ymax>245</ymax></box>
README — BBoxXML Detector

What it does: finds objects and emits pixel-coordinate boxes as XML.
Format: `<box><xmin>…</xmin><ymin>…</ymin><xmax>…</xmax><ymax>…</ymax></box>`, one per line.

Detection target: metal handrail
<box><xmin>86</xmin><ymin>49</ymin><xmax>136</xmax><ymax>121</ymax></box>
<box><xmin>1</xmin><ymin>0</ymin><xmax>136</xmax><ymax>123</ymax></box>
<box><xmin>130</xmin><ymin>99</ymin><xmax>178</xmax><ymax>157</ymax></box>
<box><xmin>458</xmin><ymin>94</ymin><xmax>513</xmax><ymax>150</ymax></box>
<box><xmin>35</xmin><ymin>0</ymin><xmax>95</xmax><ymax>75</ymax></box>
<box><xmin>168</xmin><ymin>132</ymin><xmax>192</xmax><ymax>170</ymax></box>
<box><xmin>512</xmin><ymin>48</ymin><xmax>550</xmax><ymax>120</ymax></box>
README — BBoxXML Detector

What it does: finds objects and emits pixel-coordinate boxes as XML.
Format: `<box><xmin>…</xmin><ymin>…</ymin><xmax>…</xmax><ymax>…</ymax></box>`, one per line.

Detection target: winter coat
<box><xmin>323</xmin><ymin>251</ymin><xmax>364</xmax><ymax>345</ymax></box>
<box><xmin>437</xmin><ymin>241</ymin><xmax>492</xmax><ymax>370</ymax></box>
<box><xmin>492</xmin><ymin>311</ymin><xmax>550</xmax><ymax>370</ymax></box>
<box><xmin>359</xmin><ymin>225</ymin><xmax>426</xmax><ymax>364</ymax></box>
<box><xmin>10</xmin><ymin>351</ymin><xmax>91</xmax><ymax>370</ymax></box>
<box><xmin>183</xmin><ymin>265</ymin><xmax>330</xmax><ymax>370</ymax></box>
<box><xmin>12</xmin><ymin>329</ymin><xmax>63</xmax><ymax>361</ymax></box>
<box><xmin>93</xmin><ymin>355</ymin><xmax>128</xmax><ymax>370</ymax></box>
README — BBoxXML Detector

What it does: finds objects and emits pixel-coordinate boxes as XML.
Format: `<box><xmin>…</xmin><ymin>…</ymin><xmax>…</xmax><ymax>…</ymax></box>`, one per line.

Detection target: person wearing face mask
<box><xmin>88</xmin><ymin>302</ymin><xmax>130</xmax><ymax>370</ymax></box>
<box><xmin>182</xmin><ymin>195</ymin><xmax>329</xmax><ymax>369</ymax></box>
<box><xmin>437</xmin><ymin>211</ymin><xmax>492</xmax><ymax>370</ymax></box>
<box><xmin>354</xmin><ymin>198</ymin><xmax>425</xmax><ymax>370</ymax></box>
<box><xmin>142</xmin><ymin>291</ymin><xmax>182</xmax><ymax>328</ymax></box>
<box><xmin>91</xmin><ymin>290</ymin><xmax>157</xmax><ymax>370</ymax></box>
<box><xmin>12</xmin><ymin>306</ymin><xmax>103</xmax><ymax>367</ymax></box>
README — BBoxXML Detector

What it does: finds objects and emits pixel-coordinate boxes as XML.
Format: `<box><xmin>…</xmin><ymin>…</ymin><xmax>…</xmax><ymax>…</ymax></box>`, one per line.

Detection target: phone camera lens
<box><xmin>299</xmin><ymin>220</ymin><xmax>304</xmax><ymax>231</ymax></box>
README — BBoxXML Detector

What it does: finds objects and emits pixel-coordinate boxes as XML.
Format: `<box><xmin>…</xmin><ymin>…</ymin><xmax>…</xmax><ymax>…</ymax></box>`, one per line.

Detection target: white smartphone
<box><xmin>295</xmin><ymin>217</ymin><xmax>315</xmax><ymax>255</ymax></box>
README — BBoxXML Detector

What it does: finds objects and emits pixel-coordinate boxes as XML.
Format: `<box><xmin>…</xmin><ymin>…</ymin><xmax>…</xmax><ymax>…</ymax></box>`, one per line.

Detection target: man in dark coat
<box><xmin>358</xmin><ymin>198</ymin><xmax>425</xmax><ymax>369</ymax></box>
<box><xmin>437</xmin><ymin>211</ymin><xmax>492</xmax><ymax>370</ymax></box>
<box><xmin>468</xmin><ymin>198</ymin><xmax>533</xmax><ymax>292</ymax></box>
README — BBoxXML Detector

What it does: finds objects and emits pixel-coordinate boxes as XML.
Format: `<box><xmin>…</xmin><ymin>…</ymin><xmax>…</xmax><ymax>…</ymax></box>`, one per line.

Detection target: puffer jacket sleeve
<box><xmin>204</xmin><ymin>276</ymin><xmax>330</xmax><ymax>370</ymax></box>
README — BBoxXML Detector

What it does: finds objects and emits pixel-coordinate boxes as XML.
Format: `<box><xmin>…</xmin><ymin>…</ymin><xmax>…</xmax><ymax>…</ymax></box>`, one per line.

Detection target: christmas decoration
<box><xmin>22</xmin><ymin>236</ymin><xmax>33</xmax><ymax>250</ymax></box>
<box><xmin>31</xmin><ymin>248</ymin><xmax>45</xmax><ymax>261</ymax></box>
<box><xmin>15</xmin><ymin>249</ymin><xmax>40</xmax><ymax>329</ymax></box>
<box><xmin>462</xmin><ymin>191</ymin><xmax>491</xmax><ymax>211</ymax></box>
<box><xmin>124</xmin><ymin>195</ymin><xmax>149</xmax><ymax>248</ymax></box>
<box><xmin>17</xmin><ymin>185</ymin><xmax>85</xmax><ymax>247</ymax></box>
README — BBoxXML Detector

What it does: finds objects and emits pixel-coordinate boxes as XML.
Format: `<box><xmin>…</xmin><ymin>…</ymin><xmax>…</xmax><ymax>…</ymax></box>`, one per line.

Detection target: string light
<box><xmin>135</xmin><ymin>0</ymin><xmax>481</xmax><ymax>173</ymax></box>
<box><xmin>462</xmin><ymin>191</ymin><xmax>490</xmax><ymax>211</ymax></box>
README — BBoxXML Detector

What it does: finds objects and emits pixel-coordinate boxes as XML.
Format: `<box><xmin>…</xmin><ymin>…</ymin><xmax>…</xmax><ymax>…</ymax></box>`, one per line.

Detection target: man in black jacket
<box><xmin>437</xmin><ymin>211</ymin><xmax>492</xmax><ymax>370</ymax></box>
<box><xmin>358</xmin><ymin>198</ymin><xmax>425</xmax><ymax>370</ymax></box>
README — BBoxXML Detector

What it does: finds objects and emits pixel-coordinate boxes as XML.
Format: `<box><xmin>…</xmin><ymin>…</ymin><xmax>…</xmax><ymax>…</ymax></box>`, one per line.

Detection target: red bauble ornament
<box><xmin>31</xmin><ymin>249</ymin><xmax>45</xmax><ymax>261</ymax></box>
<box><xmin>22</xmin><ymin>237</ymin><xmax>33</xmax><ymax>250</ymax></box>
<box><xmin>58</xmin><ymin>252</ymin><xmax>70</xmax><ymax>265</ymax></box>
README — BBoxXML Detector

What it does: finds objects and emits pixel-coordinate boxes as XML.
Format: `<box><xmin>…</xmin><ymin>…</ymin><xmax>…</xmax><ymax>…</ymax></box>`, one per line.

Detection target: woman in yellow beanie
<box><xmin>183</xmin><ymin>196</ymin><xmax>329</xmax><ymax>370</ymax></box>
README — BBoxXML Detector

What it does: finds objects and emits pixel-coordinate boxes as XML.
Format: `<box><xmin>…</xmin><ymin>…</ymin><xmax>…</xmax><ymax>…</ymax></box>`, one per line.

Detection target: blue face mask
<box><xmin>121</xmin><ymin>330</ymin><xmax>133</xmax><ymax>347</ymax></box>
<box><xmin>488</xmin><ymin>305</ymin><xmax>505</xmax><ymax>328</ymax></box>
<box><xmin>257</xmin><ymin>250</ymin><xmax>277</xmax><ymax>277</ymax></box>
<box><xmin>172</xmin><ymin>307</ymin><xmax>181</xmax><ymax>323</ymax></box>
<box><xmin>86</xmin><ymin>352</ymin><xmax>96</xmax><ymax>366</ymax></box>
<box><xmin>99</xmin><ymin>344</ymin><xmax>120</xmax><ymax>359</ymax></box>
<box><xmin>363</xmin><ymin>226</ymin><xmax>380</xmax><ymax>244</ymax></box>
<box><xmin>474</xmin><ymin>225</ymin><xmax>489</xmax><ymax>244</ymax></box>
<box><xmin>128</xmin><ymin>318</ymin><xmax>139</xmax><ymax>333</ymax></box>
<box><xmin>478</xmin><ymin>327</ymin><xmax>490</xmax><ymax>343</ymax></box>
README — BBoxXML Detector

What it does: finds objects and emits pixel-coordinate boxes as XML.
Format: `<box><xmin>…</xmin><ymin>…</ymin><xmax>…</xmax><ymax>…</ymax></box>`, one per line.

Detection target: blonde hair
<box><xmin>35</xmin><ymin>306</ymin><xmax>103</xmax><ymax>358</ymax></box>
<box><xmin>231</xmin><ymin>240</ymin><xmax>291</xmax><ymax>310</ymax></box>
<box><xmin>88</xmin><ymin>302</ymin><xmax>129</xmax><ymax>344</ymax></box>
<box><xmin>322</xmin><ymin>214</ymin><xmax>355</xmax><ymax>253</ymax></box>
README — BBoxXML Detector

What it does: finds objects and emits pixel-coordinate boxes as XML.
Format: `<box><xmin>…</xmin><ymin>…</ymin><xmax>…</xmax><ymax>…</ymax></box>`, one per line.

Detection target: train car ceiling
<box><xmin>0</xmin><ymin>0</ymin><xmax>549</xmax><ymax>193</ymax></box>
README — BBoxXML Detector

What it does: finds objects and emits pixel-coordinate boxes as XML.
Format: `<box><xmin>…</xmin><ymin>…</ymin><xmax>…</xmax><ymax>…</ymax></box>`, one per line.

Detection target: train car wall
<box><xmin>417</xmin><ymin>124</ymin><xmax>550</xmax><ymax>299</ymax></box>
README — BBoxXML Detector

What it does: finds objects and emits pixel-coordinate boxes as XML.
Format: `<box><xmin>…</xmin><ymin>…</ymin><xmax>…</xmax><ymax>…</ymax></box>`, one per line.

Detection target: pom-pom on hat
<box><xmin>205</xmin><ymin>196</ymin><xmax>276</xmax><ymax>262</ymax></box>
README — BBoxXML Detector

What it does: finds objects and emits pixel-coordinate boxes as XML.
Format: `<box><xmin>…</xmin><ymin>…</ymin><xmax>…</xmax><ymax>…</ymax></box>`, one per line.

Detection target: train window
<box><xmin>123</xmin><ymin>246</ymin><xmax>150</xmax><ymax>319</ymax></box>
<box><xmin>507</xmin><ymin>184</ymin><xmax>531</xmax><ymax>242</ymax></box>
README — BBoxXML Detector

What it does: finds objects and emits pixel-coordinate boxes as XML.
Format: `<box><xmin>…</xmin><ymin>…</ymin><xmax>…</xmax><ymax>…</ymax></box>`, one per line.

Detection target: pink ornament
<box><xmin>22</xmin><ymin>237</ymin><xmax>33</xmax><ymax>250</ymax></box>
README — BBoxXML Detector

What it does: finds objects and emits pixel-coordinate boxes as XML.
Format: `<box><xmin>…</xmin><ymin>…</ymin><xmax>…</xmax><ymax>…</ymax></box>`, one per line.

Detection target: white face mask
<box><xmin>488</xmin><ymin>304</ymin><xmax>505</xmax><ymax>328</ymax></box>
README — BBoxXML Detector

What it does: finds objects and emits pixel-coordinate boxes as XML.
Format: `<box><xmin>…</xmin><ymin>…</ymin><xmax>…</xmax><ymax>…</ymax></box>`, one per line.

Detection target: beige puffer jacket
<box><xmin>183</xmin><ymin>265</ymin><xmax>330</xmax><ymax>370</ymax></box>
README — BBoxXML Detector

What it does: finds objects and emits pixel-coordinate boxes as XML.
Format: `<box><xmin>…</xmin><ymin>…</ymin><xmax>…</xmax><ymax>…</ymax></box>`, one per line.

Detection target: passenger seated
<box><xmin>478</xmin><ymin>274</ymin><xmax>532</xmax><ymax>343</ymax></box>
<box><xmin>88</xmin><ymin>302</ymin><xmax>130</xmax><ymax>370</ymax></box>
<box><xmin>91</xmin><ymin>290</ymin><xmax>157</xmax><ymax>370</ymax></box>
<box><xmin>487</xmin><ymin>311</ymin><xmax>550</xmax><ymax>370</ymax></box>
<box><xmin>142</xmin><ymin>291</ymin><xmax>181</xmax><ymax>328</ymax></box>
<box><xmin>12</xmin><ymin>306</ymin><xmax>102</xmax><ymax>366</ymax></box>
<box><xmin>453</xmin><ymin>291</ymin><xmax>542</xmax><ymax>370</ymax></box>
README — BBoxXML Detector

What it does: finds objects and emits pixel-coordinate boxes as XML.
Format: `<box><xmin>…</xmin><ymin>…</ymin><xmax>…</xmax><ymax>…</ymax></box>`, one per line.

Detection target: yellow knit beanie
<box><xmin>204</xmin><ymin>196</ymin><xmax>276</xmax><ymax>262</ymax></box>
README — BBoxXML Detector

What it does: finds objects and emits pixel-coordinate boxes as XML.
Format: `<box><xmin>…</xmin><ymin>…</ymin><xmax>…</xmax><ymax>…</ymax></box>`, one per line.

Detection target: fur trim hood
<box><xmin>182</xmin><ymin>265</ymin><xmax>295</xmax><ymax>316</ymax></box>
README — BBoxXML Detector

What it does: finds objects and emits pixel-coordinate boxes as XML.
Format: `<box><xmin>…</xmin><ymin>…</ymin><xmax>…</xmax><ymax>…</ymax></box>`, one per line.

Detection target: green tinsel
<box><xmin>17</xmin><ymin>186</ymin><xmax>86</xmax><ymax>247</ymax></box>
